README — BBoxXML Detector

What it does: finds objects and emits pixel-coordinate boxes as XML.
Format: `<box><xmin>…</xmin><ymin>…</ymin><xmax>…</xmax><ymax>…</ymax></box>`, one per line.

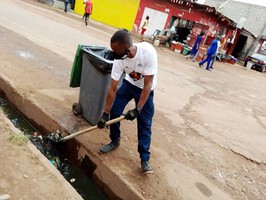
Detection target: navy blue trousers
<box><xmin>110</xmin><ymin>80</ymin><xmax>154</xmax><ymax>161</ymax></box>
<box><xmin>199</xmin><ymin>54</ymin><xmax>213</xmax><ymax>70</ymax></box>
<box><xmin>64</xmin><ymin>2</ymin><xmax>68</xmax><ymax>12</ymax></box>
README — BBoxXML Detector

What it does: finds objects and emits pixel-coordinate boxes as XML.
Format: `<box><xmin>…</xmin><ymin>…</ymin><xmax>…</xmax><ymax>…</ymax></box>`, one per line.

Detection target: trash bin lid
<box><xmin>82</xmin><ymin>46</ymin><xmax>114</xmax><ymax>74</ymax></box>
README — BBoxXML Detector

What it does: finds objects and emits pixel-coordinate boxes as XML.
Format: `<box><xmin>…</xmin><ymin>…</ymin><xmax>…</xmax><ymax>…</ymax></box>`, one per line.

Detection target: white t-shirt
<box><xmin>143</xmin><ymin>19</ymin><xmax>149</xmax><ymax>29</ymax></box>
<box><xmin>111</xmin><ymin>42</ymin><xmax>157</xmax><ymax>90</ymax></box>
<box><xmin>216</xmin><ymin>40</ymin><xmax>221</xmax><ymax>55</ymax></box>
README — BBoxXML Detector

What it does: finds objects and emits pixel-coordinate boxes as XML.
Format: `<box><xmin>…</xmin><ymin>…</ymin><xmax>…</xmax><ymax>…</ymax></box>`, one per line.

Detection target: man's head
<box><xmin>110</xmin><ymin>29</ymin><xmax>134</xmax><ymax>59</ymax></box>
<box><xmin>216</xmin><ymin>35</ymin><xmax>222</xmax><ymax>41</ymax></box>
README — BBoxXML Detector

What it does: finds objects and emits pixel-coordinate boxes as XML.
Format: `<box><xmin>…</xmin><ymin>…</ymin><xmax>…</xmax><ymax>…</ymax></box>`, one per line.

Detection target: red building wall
<box><xmin>135</xmin><ymin>0</ymin><xmax>223</xmax><ymax>33</ymax></box>
<box><xmin>134</xmin><ymin>0</ymin><xmax>236</xmax><ymax>51</ymax></box>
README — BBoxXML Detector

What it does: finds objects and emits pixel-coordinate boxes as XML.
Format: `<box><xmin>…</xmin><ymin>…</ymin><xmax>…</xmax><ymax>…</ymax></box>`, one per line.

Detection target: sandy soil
<box><xmin>0</xmin><ymin>0</ymin><xmax>266</xmax><ymax>199</ymax></box>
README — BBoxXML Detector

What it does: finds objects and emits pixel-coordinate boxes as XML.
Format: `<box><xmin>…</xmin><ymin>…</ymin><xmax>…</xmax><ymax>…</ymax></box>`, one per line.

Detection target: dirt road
<box><xmin>0</xmin><ymin>0</ymin><xmax>266</xmax><ymax>199</ymax></box>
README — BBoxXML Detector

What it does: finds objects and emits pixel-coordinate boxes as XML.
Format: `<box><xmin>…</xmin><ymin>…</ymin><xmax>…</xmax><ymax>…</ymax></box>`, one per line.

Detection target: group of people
<box><xmin>186</xmin><ymin>32</ymin><xmax>221</xmax><ymax>71</ymax></box>
<box><xmin>95</xmin><ymin>28</ymin><xmax>223</xmax><ymax>176</ymax></box>
<box><xmin>64</xmin><ymin>4</ymin><xmax>221</xmax><ymax>174</ymax></box>
<box><xmin>96</xmin><ymin>30</ymin><xmax>222</xmax><ymax>176</ymax></box>
<box><xmin>198</xmin><ymin>35</ymin><xmax>221</xmax><ymax>71</ymax></box>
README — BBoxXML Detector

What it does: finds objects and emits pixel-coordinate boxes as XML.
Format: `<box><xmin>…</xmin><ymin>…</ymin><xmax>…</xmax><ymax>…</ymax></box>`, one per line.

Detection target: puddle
<box><xmin>17</xmin><ymin>50</ymin><xmax>35</xmax><ymax>59</ymax></box>
<box><xmin>0</xmin><ymin>97</ymin><xmax>107</xmax><ymax>200</ymax></box>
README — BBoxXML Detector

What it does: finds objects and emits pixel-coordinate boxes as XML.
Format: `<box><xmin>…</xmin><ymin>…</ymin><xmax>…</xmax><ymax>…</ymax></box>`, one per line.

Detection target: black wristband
<box><xmin>103</xmin><ymin>112</ymin><xmax>109</xmax><ymax>116</ymax></box>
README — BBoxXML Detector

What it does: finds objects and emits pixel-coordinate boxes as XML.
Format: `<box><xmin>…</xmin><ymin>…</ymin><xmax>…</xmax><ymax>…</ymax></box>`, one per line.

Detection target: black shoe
<box><xmin>206</xmin><ymin>68</ymin><xmax>211</xmax><ymax>71</ymax></box>
<box><xmin>99</xmin><ymin>140</ymin><xmax>120</xmax><ymax>154</ymax></box>
<box><xmin>199</xmin><ymin>63</ymin><xmax>203</xmax><ymax>68</ymax></box>
<box><xmin>141</xmin><ymin>160</ymin><xmax>153</xmax><ymax>174</ymax></box>
<box><xmin>85</xmin><ymin>21</ymin><xmax>88</xmax><ymax>26</ymax></box>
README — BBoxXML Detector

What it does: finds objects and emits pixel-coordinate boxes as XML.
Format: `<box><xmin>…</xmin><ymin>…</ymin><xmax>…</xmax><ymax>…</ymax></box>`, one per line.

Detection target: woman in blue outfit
<box><xmin>186</xmin><ymin>32</ymin><xmax>204</xmax><ymax>60</ymax></box>
<box><xmin>199</xmin><ymin>36</ymin><xmax>219</xmax><ymax>71</ymax></box>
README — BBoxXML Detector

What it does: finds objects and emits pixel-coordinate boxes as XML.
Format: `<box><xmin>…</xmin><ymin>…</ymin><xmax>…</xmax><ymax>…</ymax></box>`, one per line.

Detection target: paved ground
<box><xmin>0</xmin><ymin>0</ymin><xmax>266</xmax><ymax>199</ymax></box>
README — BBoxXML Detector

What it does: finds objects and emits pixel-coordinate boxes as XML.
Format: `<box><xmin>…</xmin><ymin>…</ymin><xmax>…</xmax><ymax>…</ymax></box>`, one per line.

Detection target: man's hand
<box><xmin>97</xmin><ymin>112</ymin><xmax>109</xmax><ymax>128</ymax></box>
<box><xmin>124</xmin><ymin>108</ymin><xmax>140</xmax><ymax>121</ymax></box>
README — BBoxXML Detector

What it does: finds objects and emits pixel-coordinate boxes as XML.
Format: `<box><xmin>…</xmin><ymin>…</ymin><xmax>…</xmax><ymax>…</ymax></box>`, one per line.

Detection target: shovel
<box><xmin>46</xmin><ymin>115</ymin><xmax>125</xmax><ymax>143</ymax></box>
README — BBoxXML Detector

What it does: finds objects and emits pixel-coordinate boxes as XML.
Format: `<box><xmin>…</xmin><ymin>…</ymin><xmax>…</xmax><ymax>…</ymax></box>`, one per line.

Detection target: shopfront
<box><xmin>134</xmin><ymin>0</ymin><xmax>237</xmax><ymax>57</ymax></box>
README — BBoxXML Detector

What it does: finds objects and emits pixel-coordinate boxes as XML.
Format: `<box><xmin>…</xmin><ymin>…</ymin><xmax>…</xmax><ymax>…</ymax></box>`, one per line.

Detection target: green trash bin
<box><xmin>182</xmin><ymin>47</ymin><xmax>190</xmax><ymax>56</ymax></box>
<box><xmin>71</xmin><ymin>46</ymin><xmax>124</xmax><ymax>125</ymax></box>
<box><xmin>70</xmin><ymin>44</ymin><xmax>83</xmax><ymax>88</ymax></box>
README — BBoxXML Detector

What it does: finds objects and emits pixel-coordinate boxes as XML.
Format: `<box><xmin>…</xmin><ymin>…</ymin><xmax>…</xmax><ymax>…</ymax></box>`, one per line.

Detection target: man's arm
<box><xmin>123</xmin><ymin>75</ymin><xmax>154</xmax><ymax>121</ymax></box>
<box><xmin>137</xmin><ymin>75</ymin><xmax>154</xmax><ymax>110</ymax></box>
<box><xmin>103</xmin><ymin>79</ymin><xmax>118</xmax><ymax>114</ymax></box>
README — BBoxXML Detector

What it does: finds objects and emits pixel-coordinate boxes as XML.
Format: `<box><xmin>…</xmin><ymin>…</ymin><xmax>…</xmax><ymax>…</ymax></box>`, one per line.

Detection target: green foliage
<box><xmin>8</xmin><ymin>132</ymin><xmax>28</xmax><ymax>146</ymax></box>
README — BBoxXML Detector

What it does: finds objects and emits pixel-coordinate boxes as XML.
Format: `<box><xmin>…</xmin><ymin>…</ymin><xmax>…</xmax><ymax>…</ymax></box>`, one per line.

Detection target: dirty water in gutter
<box><xmin>0</xmin><ymin>97</ymin><xmax>107</xmax><ymax>200</ymax></box>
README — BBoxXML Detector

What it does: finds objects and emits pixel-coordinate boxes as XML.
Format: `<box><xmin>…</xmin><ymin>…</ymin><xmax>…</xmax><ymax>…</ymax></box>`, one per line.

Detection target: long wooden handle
<box><xmin>61</xmin><ymin>115</ymin><xmax>125</xmax><ymax>142</ymax></box>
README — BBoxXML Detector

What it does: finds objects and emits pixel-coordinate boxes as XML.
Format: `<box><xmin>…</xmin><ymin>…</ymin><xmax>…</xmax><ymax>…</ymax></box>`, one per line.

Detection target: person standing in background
<box><xmin>84</xmin><ymin>0</ymin><xmax>93</xmax><ymax>26</ymax></box>
<box><xmin>64</xmin><ymin>0</ymin><xmax>70</xmax><ymax>12</ymax></box>
<box><xmin>186</xmin><ymin>32</ymin><xmax>204</xmax><ymax>61</ymax></box>
<box><xmin>82</xmin><ymin>0</ymin><xmax>87</xmax><ymax>19</ymax></box>
<box><xmin>140</xmin><ymin>16</ymin><xmax>150</xmax><ymax>41</ymax></box>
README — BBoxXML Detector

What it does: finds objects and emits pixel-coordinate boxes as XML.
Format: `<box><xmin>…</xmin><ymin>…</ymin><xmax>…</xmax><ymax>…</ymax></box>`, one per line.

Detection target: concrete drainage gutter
<box><xmin>0</xmin><ymin>75</ymin><xmax>144</xmax><ymax>200</ymax></box>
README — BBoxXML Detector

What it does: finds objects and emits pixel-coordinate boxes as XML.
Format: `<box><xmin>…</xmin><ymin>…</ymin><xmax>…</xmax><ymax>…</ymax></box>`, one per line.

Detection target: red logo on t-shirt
<box><xmin>129</xmin><ymin>71</ymin><xmax>144</xmax><ymax>81</ymax></box>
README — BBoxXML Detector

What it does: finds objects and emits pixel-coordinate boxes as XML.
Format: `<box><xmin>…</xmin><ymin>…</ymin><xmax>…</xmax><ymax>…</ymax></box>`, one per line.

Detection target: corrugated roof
<box><xmin>205</xmin><ymin>0</ymin><xmax>266</xmax><ymax>37</ymax></box>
